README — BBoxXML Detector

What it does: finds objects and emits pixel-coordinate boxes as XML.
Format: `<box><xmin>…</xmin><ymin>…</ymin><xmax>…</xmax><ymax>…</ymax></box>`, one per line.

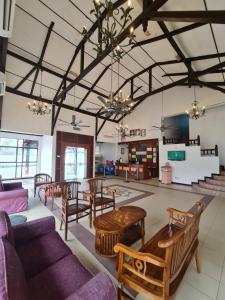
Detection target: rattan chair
<box><xmin>87</xmin><ymin>177</ymin><xmax>115</xmax><ymax>220</ymax></box>
<box><xmin>60</xmin><ymin>181</ymin><xmax>92</xmax><ymax>240</ymax></box>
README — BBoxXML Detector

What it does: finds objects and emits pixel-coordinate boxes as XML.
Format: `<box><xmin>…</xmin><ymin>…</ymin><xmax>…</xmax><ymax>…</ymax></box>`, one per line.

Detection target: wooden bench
<box><xmin>114</xmin><ymin>202</ymin><xmax>204</xmax><ymax>300</ymax></box>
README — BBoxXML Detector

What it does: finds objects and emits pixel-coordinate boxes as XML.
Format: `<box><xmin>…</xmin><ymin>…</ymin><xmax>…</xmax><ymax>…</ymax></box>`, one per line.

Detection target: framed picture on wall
<box><xmin>141</xmin><ymin>129</ymin><xmax>146</xmax><ymax>136</ymax></box>
<box><xmin>121</xmin><ymin>148</ymin><xmax>125</xmax><ymax>154</ymax></box>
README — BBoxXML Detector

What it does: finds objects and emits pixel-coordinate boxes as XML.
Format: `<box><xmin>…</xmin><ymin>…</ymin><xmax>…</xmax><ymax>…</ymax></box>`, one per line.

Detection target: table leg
<box><xmin>141</xmin><ymin>218</ymin><xmax>145</xmax><ymax>246</ymax></box>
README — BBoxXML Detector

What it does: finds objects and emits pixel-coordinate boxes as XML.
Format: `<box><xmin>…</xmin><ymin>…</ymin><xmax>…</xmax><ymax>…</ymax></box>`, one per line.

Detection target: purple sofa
<box><xmin>0</xmin><ymin>211</ymin><xmax>117</xmax><ymax>300</ymax></box>
<box><xmin>0</xmin><ymin>180</ymin><xmax>28</xmax><ymax>214</ymax></box>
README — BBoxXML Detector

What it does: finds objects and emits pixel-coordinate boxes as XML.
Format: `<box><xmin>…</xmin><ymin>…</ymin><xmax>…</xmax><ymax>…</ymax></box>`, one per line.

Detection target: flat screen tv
<box><xmin>168</xmin><ymin>150</ymin><xmax>185</xmax><ymax>161</ymax></box>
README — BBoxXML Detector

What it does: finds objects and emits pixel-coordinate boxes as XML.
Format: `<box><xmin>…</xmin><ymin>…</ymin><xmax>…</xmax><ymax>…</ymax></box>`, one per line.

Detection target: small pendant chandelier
<box><xmin>27</xmin><ymin>70</ymin><xmax>51</xmax><ymax>116</ymax></box>
<box><xmin>185</xmin><ymin>86</ymin><xmax>206</xmax><ymax>120</ymax></box>
<box><xmin>116</xmin><ymin>120</ymin><xmax>129</xmax><ymax>138</ymax></box>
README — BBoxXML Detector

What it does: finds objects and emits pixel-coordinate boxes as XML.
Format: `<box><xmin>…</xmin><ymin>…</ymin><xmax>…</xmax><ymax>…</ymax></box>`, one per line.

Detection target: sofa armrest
<box><xmin>3</xmin><ymin>182</ymin><xmax>23</xmax><ymax>191</ymax></box>
<box><xmin>13</xmin><ymin>216</ymin><xmax>55</xmax><ymax>246</ymax></box>
<box><xmin>0</xmin><ymin>188</ymin><xmax>28</xmax><ymax>200</ymax></box>
<box><xmin>65</xmin><ymin>272</ymin><xmax>117</xmax><ymax>300</ymax></box>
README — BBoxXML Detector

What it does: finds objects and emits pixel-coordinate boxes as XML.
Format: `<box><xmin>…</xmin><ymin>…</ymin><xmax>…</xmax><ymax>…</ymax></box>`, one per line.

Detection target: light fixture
<box><xmin>116</xmin><ymin>120</ymin><xmax>129</xmax><ymax>138</ymax></box>
<box><xmin>185</xmin><ymin>86</ymin><xmax>206</xmax><ymax>120</ymax></box>
<box><xmin>82</xmin><ymin>0</ymin><xmax>135</xmax><ymax>59</ymax></box>
<box><xmin>27</xmin><ymin>70</ymin><xmax>51</xmax><ymax>116</ymax></box>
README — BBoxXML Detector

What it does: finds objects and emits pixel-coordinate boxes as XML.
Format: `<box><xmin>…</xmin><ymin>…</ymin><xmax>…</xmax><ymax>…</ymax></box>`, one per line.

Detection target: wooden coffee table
<box><xmin>93</xmin><ymin>206</ymin><xmax>146</xmax><ymax>257</ymax></box>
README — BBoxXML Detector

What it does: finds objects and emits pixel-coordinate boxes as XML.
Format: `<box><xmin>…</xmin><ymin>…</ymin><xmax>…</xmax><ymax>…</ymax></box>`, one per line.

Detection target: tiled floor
<box><xmin>15</xmin><ymin>177</ymin><xmax>225</xmax><ymax>300</ymax></box>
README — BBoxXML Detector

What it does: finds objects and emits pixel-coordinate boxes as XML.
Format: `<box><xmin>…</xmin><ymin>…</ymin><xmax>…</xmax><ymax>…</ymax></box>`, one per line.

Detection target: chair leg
<box><xmin>76</xmin><ymin>214</ymin><xmax>78</xmax><ymax>224</ymax></box>
<box><xmin>65</xmin><ymin>220</ymin><xmax>68</xmax><ymax>241</ymax></box>
<box><xmin>44</xmin><ymin>195</ymin><xmax>47</xmax><ymax>206</ymax></box>
<box><xmin>51</xmin><ymin>197</ymin><xmax>54</xmax><ymax>211</ymax></box>
<box><xmin>89</xmin><ymin>208</ymin><xmax>92</xmax><ymax>228</ymax></box>
<box><xmin>34</xmin><ymin>186</ymin><xmax>36</xmax><ymax>197</ymax></box>
<box><xmin>195</xmin><ymin>249</ymin><xmax>201</xmax><ymax>273</ymax></box>
<box><xmin>60</xmin><ymin>215</ymin><xmax>63</xmax><ymax>230</ymax></box>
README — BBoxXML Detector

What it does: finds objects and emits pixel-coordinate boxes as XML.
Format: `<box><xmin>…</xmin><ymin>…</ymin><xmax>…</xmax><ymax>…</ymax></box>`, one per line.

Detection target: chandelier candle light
<box><xmin>27</xmin><ymin>70</ymin><xmax>51</xmax><ymax>116</ymax></box>
<box><xmin>82</xmin><ymin>0</ymin><xmax>135</xmax><ymax>59</ymax></box>
<box><xmin>185</xmin><ymin>86</ymin><xmax>206</xmax><ymax>120</ymax></box>
<box><xmin>116</xmin><ymin>121</ymin><xmax>129</xmax><ymax>138</ymax></box>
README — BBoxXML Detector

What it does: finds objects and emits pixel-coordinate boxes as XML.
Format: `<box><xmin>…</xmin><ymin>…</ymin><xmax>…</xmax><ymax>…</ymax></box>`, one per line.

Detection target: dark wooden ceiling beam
<box><xmin>178</xmin><ymin>82</ymin><xmax>225</xmax><ymax>86</ymax></box>
<box><xmin>196</xmin><ymin>80</ymin><xmax>225</xmax><ymax>93</ymax></box>
<box><xmin>148</xmin><ymin>11</ymin><xmax>225</xmax><ymax>24</ymax></box>
<box><xmin>0</xmin><ymin>37</ymin><xmax>8</xmax><ymax>128</ymax></box>
<box><xmin>7</xmin><ymin>50</ymin><xmax>108</xmax><ymax>99</ymax></box>
<box><xmin>30</xmin><ymin>22</ymin><xmax>54</xmax><ymax>95</ymax></box>
<box><xmin>78</xmin><ymin>64</ymin><xmax>110</xmax><ymax>109</ymax></box>
<box><xmin>133</xmin><ymin>23</ymin><xmax>205</xmax><ymax>48</ymax></box>
<box><xmin>163</xmin><ymin>69</ymin><xmax>225</xmax><ymax>77</ymax></box>
<box><xmin>14</xmin><ymin>66</ymin><xmax>36</xmax><ymax>90</ymax></box>
<box><xmin>54</xmin><ymin>0</ymin><xmax>168</xmax><ymax>103</ymax></box>
<box><xmin>6</xmin><ymin>86</ymin><xmax>118</xmax><ymax>123</ymax></box>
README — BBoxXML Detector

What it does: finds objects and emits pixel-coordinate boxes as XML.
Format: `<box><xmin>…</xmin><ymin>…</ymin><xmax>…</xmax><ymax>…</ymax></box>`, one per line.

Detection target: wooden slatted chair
<box><xmin>114</xmin><ymin>202</ymin><xmax>204</xmax><ymax>300</ymax></box>
<box><xmin>44</xmin><ymin>182</ymin><xmax>62</xmax><ymax>210</ymax></box>
<box><xmin>87</xmin><ymin>177</ymin><xmax>115</xmax><ymax>220</ymax></box>
<box><xmin>34</xmin><ymin>173</ymin><xmax>52</xmax><ymax>197</ymax></box>
<box><xmin>60</xmin><ymin>181</ymin><xmax>92</xmax><ymax>240</ymax></box>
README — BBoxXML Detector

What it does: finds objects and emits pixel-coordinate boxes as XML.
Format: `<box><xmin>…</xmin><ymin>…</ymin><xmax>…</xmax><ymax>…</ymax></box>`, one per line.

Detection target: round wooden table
<box><xmin>93</xmin><ymin>206</ymin><xmax>146</xmax><ymax>257</ymax></box>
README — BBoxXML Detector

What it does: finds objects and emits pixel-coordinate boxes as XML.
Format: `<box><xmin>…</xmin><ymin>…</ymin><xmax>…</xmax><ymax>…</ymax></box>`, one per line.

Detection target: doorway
<box><xmin>64</xmin><ymin>146</ymin><xmax>87</xmax><ymax>180</ymax></box>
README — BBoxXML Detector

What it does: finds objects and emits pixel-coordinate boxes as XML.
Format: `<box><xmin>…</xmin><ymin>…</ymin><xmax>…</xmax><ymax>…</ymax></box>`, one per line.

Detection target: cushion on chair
<box><xmin>0</xmin><ymin>238</ymin><xmax>28</xmax><ymax>300</ymax></box>
<box><xmin>0</xmin><ymin>210</ymin><xmax>14</xmax><ymax>245</ymax></box>
<box><xmin>28</xmin><ymin>254</ymin><xmax>93</xmax><ymax>300</ymax></box>
<box><xmin>16</xmin><ymin>231</ymin><xmax>72</xmax><ymax>279</ymax></box>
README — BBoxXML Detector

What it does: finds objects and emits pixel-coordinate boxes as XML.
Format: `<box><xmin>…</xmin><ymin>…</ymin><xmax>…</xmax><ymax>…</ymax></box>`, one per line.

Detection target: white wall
<box><xmin>123</xmin><ymin>85</ymin><xmax>225</xmax><ymax>166</ymax></box>
<box><xmin>159</xmin><ymin>141</ymin><xmax>220</xmax><ymax>185</ymax></box>
<box><xmin>40</xmin><ymin>135</ymin><xmax>53</xmax><ymax>175</ymax></box>
<box><xmin>96</xmin><ymin>142</ymin><xmax>117</xmax><ymax>162</ymax></box>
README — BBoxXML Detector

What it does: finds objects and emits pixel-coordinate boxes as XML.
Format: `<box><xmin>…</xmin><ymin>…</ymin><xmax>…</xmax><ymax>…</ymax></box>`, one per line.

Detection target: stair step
<box><xmin>192</xmin><ymin>184</ymin><xmax>225</xmax><ymax>197</ymax></box>
<box><xmin>213</xmin><ymin>175</ymin><xmax>225</xmax><ymax>181</ymax></box>
<box><xmin>199</xmin><ymin>181</ymin><xmax>225</xmax><ymax>192</ymax></box>
<box><xmin>206</xmin><ymin>178</ymin><xmax>225</xmax><ymax>187</ymax></box>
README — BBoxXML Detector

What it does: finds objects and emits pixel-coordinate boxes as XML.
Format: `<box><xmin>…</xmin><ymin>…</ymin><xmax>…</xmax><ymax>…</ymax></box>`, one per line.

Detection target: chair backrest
<box><xmin>159</xmin><ymin>202</ymin><xmax>204</xmax><ymax>279</ymax></box>
<box><xmin>88</xmin><ymin>178</ymin><xmax>104</xmax><ymax>195</ymax></box>
<box><xmin>34</xmin><ymin>173</ymin><xmax>52</xmax><ymax>184</ymax></box>
<box><xmin>45</xmin><ymin>182</ymin><xmax>61</xmax><ymax>197</ymax></box>
<box><xmin>61</xmin><ymin>181</ymin><xmax>81</xmax><ymax>213</ymax></box>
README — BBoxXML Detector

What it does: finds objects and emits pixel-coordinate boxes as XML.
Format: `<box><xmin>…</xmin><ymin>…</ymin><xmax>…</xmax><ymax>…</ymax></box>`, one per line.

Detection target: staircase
<box><xmin>192</xmin><ymin>170</ymin><xmax>225</xmax><ymax>197</ymax></box>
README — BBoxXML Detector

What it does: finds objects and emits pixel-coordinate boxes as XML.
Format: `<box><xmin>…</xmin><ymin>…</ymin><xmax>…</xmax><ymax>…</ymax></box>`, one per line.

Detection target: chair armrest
<box><xmin>64</xmin><ymin>272</ymin><xmax>117</xmax><ymax>300</ymax></box>
<box><xmin>79</xmin><ymin>191</ymin><xmax>92</xmax><ymax>203</ymax></box>
<box><xmin>3</xmin><ymin>182</ymin><xmax>23</xmax><ymax>191</ymax></box>
<box><xmin>103</xmin><ymin>187</ymin><xmax>116</xmax><ymax>197</ymax></box>
<box><xmin>114</xmin><ymin>243</ymin><xmax>165</xmax><ymax>267</ymax></box>
<box><xmin>13</xmin><ymin>216</ymin><xmax>55</xmax><ymax>246</ymax></box>
<box><xmin>167</xmin><ymin>207</ymin><xmax>194</xmax><ymax>226</ymax></box>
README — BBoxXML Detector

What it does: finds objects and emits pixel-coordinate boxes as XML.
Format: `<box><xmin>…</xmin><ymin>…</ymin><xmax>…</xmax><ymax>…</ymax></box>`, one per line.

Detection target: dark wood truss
<box><xmin>0</xmin><ymin>37</ymin><xmax>8</xmax><ymax>127</ymax></box>
<box><xmin>5</xmin><ymin>0</ymin><xmax>225</xmax><ymax>135</ymax></box>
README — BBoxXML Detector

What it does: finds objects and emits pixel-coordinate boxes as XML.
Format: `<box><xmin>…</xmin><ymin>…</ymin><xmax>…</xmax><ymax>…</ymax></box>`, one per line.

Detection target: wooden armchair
<box><xmin>34</xmin><ymin>173</ymin><xmax>52</xmax><ymax>197</ymax></box>
<box><xmin>87</xmin><ymin>177</ymin><xmax>115</xmax><ymax>220</ymax></box>
<box><xmin>114</xmin><ymin>202</ymin><xmax>204</xmax><ymax>300</ymax></box>
<box><xmin>44</xmin><ymin>182</ymin><xmax>62</xmax><ymax>210</ymax></box>
<box><xmin>60</xmin><ymin>181</ymin><xmax>92</xmax><ymax>240</ymax></box>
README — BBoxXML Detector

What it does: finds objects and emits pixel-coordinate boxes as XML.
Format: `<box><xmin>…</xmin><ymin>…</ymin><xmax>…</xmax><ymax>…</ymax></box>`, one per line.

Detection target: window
<box><xmin>0</xmin><ymin>138</ymin><xmax>39</xmax><ymax>179</ymax></box>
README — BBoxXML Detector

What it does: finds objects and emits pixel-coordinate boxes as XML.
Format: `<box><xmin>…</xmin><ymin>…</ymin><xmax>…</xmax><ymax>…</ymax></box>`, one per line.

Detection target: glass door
<box><xmin>64</xmin><ymin>146</ymin><xmax>87</xmax><ymax>180</ymax></box>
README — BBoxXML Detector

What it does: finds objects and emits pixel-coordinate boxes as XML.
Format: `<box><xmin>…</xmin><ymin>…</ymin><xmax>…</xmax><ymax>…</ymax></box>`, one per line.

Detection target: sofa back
<box><xmin>0</xmin><ymin>238</ymin><xmax>28</xmax><ymax>300</ymax></box>
<box><xmin>0</xmin><ymin>210</ymin><xmax>14</xmax><ymax>245</ymax></box>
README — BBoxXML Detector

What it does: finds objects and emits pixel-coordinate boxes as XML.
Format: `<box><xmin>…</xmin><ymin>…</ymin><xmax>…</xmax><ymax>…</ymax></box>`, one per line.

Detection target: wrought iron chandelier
<box><xmin>82</xmin><ymin>0</ymin><xmax>135</xmax><ymax>59</ymax></box>
<box><xmin>27</xmin><ymin>70</ymin><xmax>51</xmax><ymax>116</ymax></box>
<box><xmin>185</xmin><ymin>86</ymin><xmax>206</xmax><ymax>120</ymax></box>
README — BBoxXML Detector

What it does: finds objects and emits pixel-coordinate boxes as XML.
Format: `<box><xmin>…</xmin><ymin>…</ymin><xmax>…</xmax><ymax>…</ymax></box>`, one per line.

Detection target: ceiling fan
<box><xmin>58</xmin><ymin>86</ymin><xmax>90</xmax><ymax>131</ymax></box>
<box><xmin>59</xmin><ymin>115</ymin><xmax>90</xmax><ymax>131</ymax></box>
<box><xmin>151</xmin><ymin>91</ymin><xmax>178</xmax><ymax>132</ymax></box>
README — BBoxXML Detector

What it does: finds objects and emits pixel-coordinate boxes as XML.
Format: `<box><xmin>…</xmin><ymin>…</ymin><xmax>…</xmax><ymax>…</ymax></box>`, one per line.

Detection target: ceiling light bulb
<box><xmin>127</xmin><ymin>0</ymin><xmax>131</xmax><ymax>7</ymax></box>
<box><xmin>130</xmin><ymin>27</ymin><xmax>134</xmax><ymax>34</ymax></box>
<box><xmin>95</xmin><ymin>0</ymin><xmax>101</xmax><ymax>5</ymax></box>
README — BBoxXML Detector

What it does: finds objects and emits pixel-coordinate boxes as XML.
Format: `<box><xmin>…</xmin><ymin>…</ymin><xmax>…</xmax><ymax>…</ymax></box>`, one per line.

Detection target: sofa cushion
<box><xmin>0</xmin><ymin>210</ymin><xmax>14</xmax><ymax>245</ymax></box>
<box><xmin>0</xmin><ymin>238</ymin><xmax>28</xmax><ymax>300</ymax></box>
<box><xmin>16</xmin><ymin>231</ymin><xmax>72</xmax><ymax>278</ymax></box>
<box><xmin>28</xmin><ymin>254</ymin><xmax>93</xmax><ymax>300</ymax></box>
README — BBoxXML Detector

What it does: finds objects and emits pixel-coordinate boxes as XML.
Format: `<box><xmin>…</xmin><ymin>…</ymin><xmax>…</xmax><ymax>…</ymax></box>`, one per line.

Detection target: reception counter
<box><xmin>115</xmin><ymin>163</ymin><xmax>151</xmax><ymax>180</ymax></box>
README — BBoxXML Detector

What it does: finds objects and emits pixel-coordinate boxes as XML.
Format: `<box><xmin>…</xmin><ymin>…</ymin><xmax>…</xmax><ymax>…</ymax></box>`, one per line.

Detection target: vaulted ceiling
<box><xmin>5</xmin><ymin>0</ymin><xmax>225</xmax><ymax>134</ymax></box>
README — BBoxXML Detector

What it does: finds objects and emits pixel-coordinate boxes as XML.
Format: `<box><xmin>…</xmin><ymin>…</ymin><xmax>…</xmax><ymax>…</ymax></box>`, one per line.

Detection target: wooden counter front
<box><xmin>115</xmin><ymin>163</ymin><xmax>150</xmax><ymax>180</ymax></box>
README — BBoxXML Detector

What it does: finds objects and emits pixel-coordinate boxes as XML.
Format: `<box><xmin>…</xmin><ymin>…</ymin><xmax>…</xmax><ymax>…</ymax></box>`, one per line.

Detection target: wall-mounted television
<box><xmin>168</xmin><ymin>150</ymin><xmax>185</xmax><ymax>161</ymax></box>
